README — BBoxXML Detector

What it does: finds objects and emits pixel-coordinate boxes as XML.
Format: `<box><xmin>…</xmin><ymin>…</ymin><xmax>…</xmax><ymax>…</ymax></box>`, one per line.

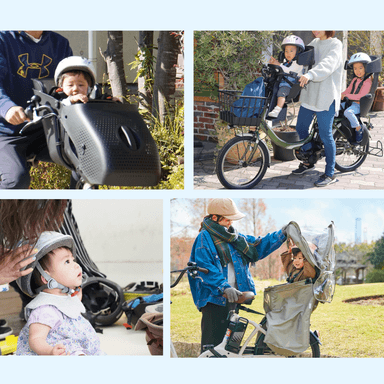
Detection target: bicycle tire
<box><xmin>333</xmin><ymin>129</ymin><xmax>369</xmax><ymax>172</ymax></box>
<box><xmin>216</xmin><ymin>136</ymin><xmax>269</xmax><ymax>189</ymax></box>
<box><xmin>254</xmin><ymin>332</ymin><xmax>320</xmax><ymax>358</ymax></box>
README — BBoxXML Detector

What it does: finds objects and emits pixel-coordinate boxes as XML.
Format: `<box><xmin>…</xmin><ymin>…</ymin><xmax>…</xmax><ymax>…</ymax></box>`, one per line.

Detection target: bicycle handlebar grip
<box><xmin>197</xmin><ymin>267</ymin><xmax>209</xmax><ymax>274</ymax></box>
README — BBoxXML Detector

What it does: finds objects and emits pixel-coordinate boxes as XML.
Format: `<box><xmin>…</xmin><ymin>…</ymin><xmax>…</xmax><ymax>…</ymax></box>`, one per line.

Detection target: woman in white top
<box><xmin>293</xmin><ymin>31</ymin><xmax>343</xmax><ymax>187</ymax></box>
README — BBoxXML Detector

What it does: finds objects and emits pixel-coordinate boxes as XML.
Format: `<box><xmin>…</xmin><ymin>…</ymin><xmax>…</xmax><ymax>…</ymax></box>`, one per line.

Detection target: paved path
<box><xmin>194</xmin><ymin>111</ymin><xmax>384</xmax><ymax>190</ymax></box>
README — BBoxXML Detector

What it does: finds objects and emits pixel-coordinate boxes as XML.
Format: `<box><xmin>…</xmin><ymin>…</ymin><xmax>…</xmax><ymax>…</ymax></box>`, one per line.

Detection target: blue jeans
<box><xmin>341</xmin><ymin>102</ymin><xmax>360</xmax><ymax>128</ymax></box>
<box><xmin>296</xmin><ymin>101</ymin><xmax>336</xmax><ymax>177</ymax></box>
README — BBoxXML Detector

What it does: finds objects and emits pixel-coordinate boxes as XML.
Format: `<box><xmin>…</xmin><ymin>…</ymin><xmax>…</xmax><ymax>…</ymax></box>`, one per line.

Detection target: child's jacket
<box><xmin>281</xmin><ymin>251</ymin><xmax>316</xmax><ymax>283</ymax></box>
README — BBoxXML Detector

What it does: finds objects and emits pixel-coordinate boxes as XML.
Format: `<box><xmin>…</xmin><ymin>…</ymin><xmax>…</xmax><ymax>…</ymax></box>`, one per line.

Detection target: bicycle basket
<box><xmin>219</xmin><ymin>78</ymin><xmax>266</xmax><ymax>127</ymax></box>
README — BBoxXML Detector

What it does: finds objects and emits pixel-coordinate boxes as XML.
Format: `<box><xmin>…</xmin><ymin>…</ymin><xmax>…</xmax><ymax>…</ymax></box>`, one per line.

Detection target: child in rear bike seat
<box><xmin>341</xmin><ymin>52</ymin><xmax>373</xmax><ymax>143</ymax></box>
<box><xmin>16</xmin><ymin>231</ymin><xmax>103</xmax><ymax>356</ymax></box>
<box><xmin>280</xmin><ymin>240</ymin><xmax>316</xmax><ymax>283</ymax></box>
<box><xmin>53</xmin><ymin>56</ymin><xmax>96</xmax><ymax>105</ymax></box>
<box><xmin>268</xmin><ymin>35</ymin><xmax>305</xmax><ymax>118</ymax></box>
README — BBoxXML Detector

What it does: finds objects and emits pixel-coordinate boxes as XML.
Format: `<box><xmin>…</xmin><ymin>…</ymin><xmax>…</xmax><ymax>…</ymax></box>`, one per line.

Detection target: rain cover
<box><xmin>263</xmin><ymin>280</ymin><xmax>316</xmax><ymax>356</ymax></box>
<box><xmin>286</xmin><ymin>221</ymin><xmax>336</xmax><ymax>303</ymax></box>
<box><xmin>263</xmin><ymin>221</ymin><xmax>335</xmax><ymax>356</ymax></box>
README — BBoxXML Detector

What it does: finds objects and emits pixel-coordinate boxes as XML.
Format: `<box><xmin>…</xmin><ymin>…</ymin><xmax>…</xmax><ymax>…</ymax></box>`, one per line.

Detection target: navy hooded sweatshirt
<box><xmin>0</xmin><ymin>31</ymin><xmax>72</xmax><ymax>135</ymax></box>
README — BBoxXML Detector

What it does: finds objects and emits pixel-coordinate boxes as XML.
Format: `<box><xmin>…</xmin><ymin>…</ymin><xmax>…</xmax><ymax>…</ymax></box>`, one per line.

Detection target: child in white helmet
<box><xmin>341</xmin><ymin>52</ymin><xmax>372</xmax><ymax>143</ymax></box>
<box><xmin>268</xmin><ymin>35</ymin><xmax>305</xmax><ymax>118</ymax></box>
<box><xmin>53</xmin><ymin>56</ymin><xmax>96</xmax><ymax>106</ymax></box>
<box><xmin>16</xmin><ymin>232</ymin><xmax>103</xmax><ymax>356</ymax></box>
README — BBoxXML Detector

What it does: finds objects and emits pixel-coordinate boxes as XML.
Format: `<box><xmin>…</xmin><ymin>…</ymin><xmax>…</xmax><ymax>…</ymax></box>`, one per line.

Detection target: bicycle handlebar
<box><xmin>171</xmin><ymin>262</ymin><xmax>209</xmax><ymax>288</ymax></box>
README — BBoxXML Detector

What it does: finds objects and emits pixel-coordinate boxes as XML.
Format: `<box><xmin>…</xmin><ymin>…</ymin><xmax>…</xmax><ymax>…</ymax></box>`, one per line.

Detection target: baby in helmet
<box><xmin>268</xmin><ymin>35</ymin><xmax>305</xmax><ymax>118</ymax></box>
<box><xmin>280</xmin><ymin>239</ymin><xmax>316</xmax><ymax>283</ymax></box>
<box><xmin>16</xmin><ymin>231</ymin><xmax>103</xmax><ymax>356</ymax></box>
<box><xmin>54</xmin><ymin>56</ymin><xmax>96</xmax><ymax>106</ymax></box>
<box><xmin>341</xmin><ymin>52</ymin><xmax>373</xmax><ymax>143</ymax></box>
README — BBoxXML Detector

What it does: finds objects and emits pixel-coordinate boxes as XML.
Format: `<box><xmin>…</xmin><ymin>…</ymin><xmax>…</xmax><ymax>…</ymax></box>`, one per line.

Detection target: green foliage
<box><xmin>367</xmin><ymin>234</ymin><xmax>384</xmax><ymax>269</ymax></box>
<box><xmin>30</xmin><ymin>162</ymin><xmax>71</xmax><ymax>189</ymax></box>
<box><xmin>365</xmin><ymin>269</ymin><xmax>384</xmax><ymax>283</ymax></box>
<box><xmin>194</xmin><ymin>31</ymin><xmax>282</xmax><ymax>98</ymax></box>
<box><xmin>148</xmin><ymin>99</ymin><xmax>184</xmax><ymax>189</ymax></box>
<box><xmin>129</xmin><ymin>45</ymin><xmax>156</xmax><ymax>93</ymax></box>
<box><xmin>335</xmin><ymin>241</ymin><xmax>375</xmax><ymax>255</ymax></box>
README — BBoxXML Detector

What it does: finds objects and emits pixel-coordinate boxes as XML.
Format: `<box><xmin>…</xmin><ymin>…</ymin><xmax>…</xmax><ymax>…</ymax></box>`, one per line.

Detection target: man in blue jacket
<box><xmin>188</xmin><ymin>198</ymin><xmax>288</xmax><ymax>353</ymax></box>
<box><xmin>0</xmin><ymin>31</ymin><xmax>72</xmax><ymax>189</ymax></box>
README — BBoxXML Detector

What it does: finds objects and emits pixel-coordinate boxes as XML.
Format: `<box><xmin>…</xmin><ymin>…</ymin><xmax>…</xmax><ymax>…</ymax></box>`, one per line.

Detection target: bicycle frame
<box><xmin>199</xmin><ymin>311</ymin><xmax>269</xmax><ymax>358</ymax></box>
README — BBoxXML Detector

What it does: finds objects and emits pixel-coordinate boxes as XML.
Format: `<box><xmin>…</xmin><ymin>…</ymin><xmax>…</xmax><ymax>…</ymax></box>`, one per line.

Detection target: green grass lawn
<box><xmin>171</xmin><ymin>278</ymin><xmax>384</xmax><ymax>358</ymax></box>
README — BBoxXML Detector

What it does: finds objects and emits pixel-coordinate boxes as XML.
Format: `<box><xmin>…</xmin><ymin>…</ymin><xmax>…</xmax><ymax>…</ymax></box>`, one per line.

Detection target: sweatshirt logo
<box><xmin>17</xmin><ymin>53</ymin><xmax>53</xmax><ymax>79</ymax></box>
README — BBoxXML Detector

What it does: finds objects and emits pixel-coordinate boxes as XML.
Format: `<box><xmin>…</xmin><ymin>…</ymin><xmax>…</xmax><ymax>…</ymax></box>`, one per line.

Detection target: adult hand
<box><xmin>299</xmin><ymin>75</ymin><xmax>309</xmax><ymax>88</ymax></box>
<box><xmin>224</xmin><ymin>287</ymin><xmax>242</xmax><ymax>303</ymax></box>
<box><xmin>5</xmin><ymin>106</ymin><xmax>30</xmax><ymax>125</ymax></box>
<box><xmin>281</xmin><ymin>224</ymin><xmax>290</xmax><ymax>236</ymax></box>
<box><xmin>0</xmin><ymin>245</ymin><xmax>36</xmax><ymax>285</ymax></box>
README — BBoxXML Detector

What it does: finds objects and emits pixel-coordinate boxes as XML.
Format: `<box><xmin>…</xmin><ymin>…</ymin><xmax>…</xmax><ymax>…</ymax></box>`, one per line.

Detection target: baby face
<box><xmin>292</xmin><ymin>251</ymin><xmax>304</xmax><ymax>269</ymax></box>
<box><xmin>46</xmin><ymin>248</ymin><xmax>83</xmax><ymax>289</ymax></box>
<box><xmin>353</xmin><ymin>62</ymin><xmax>365</xmax><ymax>79</ymax></box>
<box><xmin>284</xmin><ymin>45</ymin><xmax>297</xmax><ymax>62</ymax></box>
<box><xmin>62</xmin><ymin>72</ymin><xmax>89</xmax><ymax>97</ymax></box>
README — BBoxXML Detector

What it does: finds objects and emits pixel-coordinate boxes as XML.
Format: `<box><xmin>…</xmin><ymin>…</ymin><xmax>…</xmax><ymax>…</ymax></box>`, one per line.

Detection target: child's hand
<box><xmin>269</xmin><ymin>57</ymin><xmax>280</xmax><ymax>65</ymax></box>
<box><xmin>287</xmin><ymin>238</ymin><xmax>295</xmax><ymax>252</ymax></box>
<box><xmin>51</xmin><ymin>344</ymin><xmax>67</xmax><ymax>355</ymax></box>
<box><xmin>70</xmin><ymin>94</ymin><xmax>88</xmax><ymax>104</ymax></box>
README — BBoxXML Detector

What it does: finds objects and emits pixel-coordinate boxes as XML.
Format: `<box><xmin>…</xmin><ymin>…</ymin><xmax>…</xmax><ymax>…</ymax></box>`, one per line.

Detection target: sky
<box><xmin>171</xmin><ymin>198</ymin><xmax>384</xmax><ymax>244</ymax></box>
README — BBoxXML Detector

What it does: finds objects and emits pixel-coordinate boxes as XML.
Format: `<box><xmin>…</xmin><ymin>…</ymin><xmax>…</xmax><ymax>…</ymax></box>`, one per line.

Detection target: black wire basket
<box><xmin>218</xmin><ymin>90</ymin><xmax>266</xmax><ymax>127</ymax></box>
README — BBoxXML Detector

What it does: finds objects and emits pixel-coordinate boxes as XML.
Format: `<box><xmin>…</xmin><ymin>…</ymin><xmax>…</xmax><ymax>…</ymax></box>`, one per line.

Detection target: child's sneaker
<box><xmin>268</xmin><ymin>106</ymin><xmax>282</xmax><ymax>118</ymax></box>
<box><xmin>355</xmin><ymin>128</ymin><xmax>363</xmax><ymax>143</ymax></box>
<box><xmin>291</xmin><ymin>163</ymin><xmax>315</xmax><ymax>175</ymax></box>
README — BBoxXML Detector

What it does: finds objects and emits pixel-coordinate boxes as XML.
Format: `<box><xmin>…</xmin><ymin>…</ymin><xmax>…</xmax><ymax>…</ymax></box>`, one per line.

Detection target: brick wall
<box><xmin>194</xmin><ymin>97</ymin><xmax>220</xmax><ymax>141</ymax></box>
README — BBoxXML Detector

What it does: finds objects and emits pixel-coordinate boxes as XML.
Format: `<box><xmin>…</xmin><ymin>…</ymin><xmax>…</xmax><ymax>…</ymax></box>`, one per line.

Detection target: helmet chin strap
<box><xmin>35</xmin><ymin>263</ymin><xmax>78</xmax><ymax>295</ymax></box>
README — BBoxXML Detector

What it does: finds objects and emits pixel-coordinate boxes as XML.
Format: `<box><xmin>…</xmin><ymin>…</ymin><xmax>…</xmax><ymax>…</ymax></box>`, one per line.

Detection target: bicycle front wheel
<box><xmin>216</xmin><ymin>136</ymin><xmax>269</xmax><ymax>189</ymax></box>
<box><xmin>333</xmin><ymin>129</ymin><xmax>369</xmax><ymax>172</ymax></box>
<box><xmin>254</xmin><ymin>332</ymin><xmax>320</xmax><ymax>358</ymax></box>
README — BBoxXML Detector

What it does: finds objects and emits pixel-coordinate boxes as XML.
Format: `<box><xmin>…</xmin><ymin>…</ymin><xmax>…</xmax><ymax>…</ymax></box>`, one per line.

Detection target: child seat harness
<box><xmin>286</xmin><ymin>268</ymin><xmax>303</xmax><ymax>283</ymax></box>
<box><xmin>350</xmin><ymin>74</ymin><xmax>372</xmax><ymax>95</ymax></box>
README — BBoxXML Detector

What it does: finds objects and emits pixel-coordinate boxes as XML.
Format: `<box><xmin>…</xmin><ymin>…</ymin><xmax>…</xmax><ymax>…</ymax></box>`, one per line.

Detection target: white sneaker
<box><xmin>268</xmin><ymin>107</ymin><xmax>281</xmax><ymax>118</ymax></box>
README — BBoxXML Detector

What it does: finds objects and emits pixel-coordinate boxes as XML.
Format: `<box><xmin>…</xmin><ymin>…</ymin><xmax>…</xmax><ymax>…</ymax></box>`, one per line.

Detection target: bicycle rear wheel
<box><xmin>333</xmin><ymin>129</ymin><xmax>368</xmax><ymax>172</ymax></box>
<box><xmin>216</xmin><ymin>136</ymin><xmax>269</xmax><ymax>189</ymax></box>
<box><xmin>254</xmin><ymin>332</ymin><xmax>320</xmax><ymax>358</ymax></box>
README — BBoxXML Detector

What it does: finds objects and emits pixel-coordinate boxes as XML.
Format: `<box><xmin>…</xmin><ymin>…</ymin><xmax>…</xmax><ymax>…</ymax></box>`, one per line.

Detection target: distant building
<box><xmin>355</xmin><ymin>218</ymin><xmax>362</xmax><ymax>244</ymax></box>
<box><xmin>335</xmin><ymin>251</ymin><xmax>368</xmax><ymax>285</ymax></box>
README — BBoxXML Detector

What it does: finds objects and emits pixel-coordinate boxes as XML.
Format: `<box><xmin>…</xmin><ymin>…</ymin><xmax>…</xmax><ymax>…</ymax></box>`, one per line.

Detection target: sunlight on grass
<box><xmin>171</xmin><ymin>279</ymin><xmax>384</xmax><ymax>357</ymax></box>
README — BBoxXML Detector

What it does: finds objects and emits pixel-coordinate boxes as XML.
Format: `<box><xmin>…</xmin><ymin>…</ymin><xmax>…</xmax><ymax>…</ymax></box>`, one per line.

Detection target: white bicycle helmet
<box><xmin>54</xmin><ymin>56</ymin><xmax>96</xmax><ymax>88</ymax></box>
<box><xmin>16</xmin><ymin>231</ymin><xmax>77</xmax><ymax>298</ymax></box>
<box><xmin>281</xmin><ymin>35</ymin><xmax>305</xmax><ymax>54</ymax></box>
<box><xmin>347</xmin><ymin>52</ymin><xmax>372</xmax><ymax>68</ymax></box>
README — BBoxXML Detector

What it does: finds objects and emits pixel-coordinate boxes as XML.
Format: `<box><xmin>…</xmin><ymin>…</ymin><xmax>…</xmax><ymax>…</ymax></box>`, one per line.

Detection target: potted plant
<box><xmin>271</xmin><ymin>116</ymin><xmax>300</xmax><ymax>161</ymax></box>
